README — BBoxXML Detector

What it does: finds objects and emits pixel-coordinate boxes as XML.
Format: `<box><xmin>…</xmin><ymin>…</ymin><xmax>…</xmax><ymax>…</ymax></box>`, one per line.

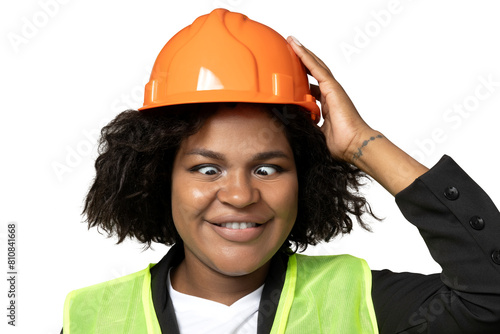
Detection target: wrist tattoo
<box><xmin>353</xmin><ymin>134</ymin><xmax>384</xmax><ymax>160</ymax></box>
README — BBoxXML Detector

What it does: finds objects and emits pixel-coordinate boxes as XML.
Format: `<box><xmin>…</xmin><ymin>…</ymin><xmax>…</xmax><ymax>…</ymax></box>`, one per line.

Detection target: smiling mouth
<box><xmin>206</xmin><ymin>219</ymin><xmax>267</xmax><ymax>242</ymax></box>
<box><xmin>215</xmin><ymin>222</ymin><xmax>258</xmax><ymax>229</ymax></box>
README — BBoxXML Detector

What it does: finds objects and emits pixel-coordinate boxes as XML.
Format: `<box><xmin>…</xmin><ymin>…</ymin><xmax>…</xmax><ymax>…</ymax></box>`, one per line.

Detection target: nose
<box><xmin>216</xmin><ymin>171</ymin><xmax>260</xmax><ymax>208</ymax></box>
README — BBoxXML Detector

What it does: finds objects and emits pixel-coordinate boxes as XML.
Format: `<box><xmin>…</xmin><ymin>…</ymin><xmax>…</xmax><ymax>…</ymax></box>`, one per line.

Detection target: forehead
<box><xmin>179</xmin><ymin>104</ymin><xmax>292</xmax><ymax>156</ymax></box>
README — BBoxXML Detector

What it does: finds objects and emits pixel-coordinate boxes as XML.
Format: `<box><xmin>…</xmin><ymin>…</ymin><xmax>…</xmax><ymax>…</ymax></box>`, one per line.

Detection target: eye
<box><xmin>193</xmin><ymin>165</ymin><xmax>220</xmax><ymax>175</ymax></box>
<box><xmin>255</xmin><ymin>165</ymin><xmax>280</xmax><ymax>176</ymax></box>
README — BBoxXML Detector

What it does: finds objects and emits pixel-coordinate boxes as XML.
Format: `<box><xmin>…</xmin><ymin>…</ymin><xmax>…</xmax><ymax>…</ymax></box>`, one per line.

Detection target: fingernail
<box><xmin>289</xmin><ymin>35</ymin><xmax>302</xmax><ymax>46</ymax></box>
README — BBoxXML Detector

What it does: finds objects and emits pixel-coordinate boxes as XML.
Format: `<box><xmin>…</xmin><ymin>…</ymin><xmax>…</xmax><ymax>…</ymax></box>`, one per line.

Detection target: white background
<box><xmin>1</xmin><ymin>0</ymin><xmax>500</xmax><ymax>332</ymax></box>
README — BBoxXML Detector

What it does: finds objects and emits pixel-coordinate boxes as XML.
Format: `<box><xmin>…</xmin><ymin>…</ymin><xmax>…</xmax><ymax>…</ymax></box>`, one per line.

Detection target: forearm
<box><xmin>345</xmin><ymin>129</ymin><xmax>429</xmax><ymax>196</ymax></box>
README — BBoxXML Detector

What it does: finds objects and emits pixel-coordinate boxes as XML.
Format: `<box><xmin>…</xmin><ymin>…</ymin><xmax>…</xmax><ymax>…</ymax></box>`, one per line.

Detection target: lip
<box><xmin>205</xmin><ymin>215</ymin><xmax>270</xmax><ymax>243</ymax></box>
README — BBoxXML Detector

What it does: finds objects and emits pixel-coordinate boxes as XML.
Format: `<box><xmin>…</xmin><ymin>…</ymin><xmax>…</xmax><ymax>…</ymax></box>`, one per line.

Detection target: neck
<box><xmin>170</xmin><ymin>247</ymin><xmax>270</xmax><ymax>306</ymax></box>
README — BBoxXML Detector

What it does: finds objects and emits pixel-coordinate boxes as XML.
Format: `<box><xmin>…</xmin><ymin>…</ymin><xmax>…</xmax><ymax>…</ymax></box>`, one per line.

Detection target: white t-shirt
<box><xmin>168</xmin><ymin>270</ymin><xmax>264</xmax><ymax>334</ymax></box>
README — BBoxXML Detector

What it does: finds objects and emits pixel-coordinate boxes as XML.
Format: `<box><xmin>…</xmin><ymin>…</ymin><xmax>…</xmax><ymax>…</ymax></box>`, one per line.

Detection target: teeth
<box><xmin>220</xmin><ymin>222</ymin><xmax>257</xmax><ymax>229</ymax></box>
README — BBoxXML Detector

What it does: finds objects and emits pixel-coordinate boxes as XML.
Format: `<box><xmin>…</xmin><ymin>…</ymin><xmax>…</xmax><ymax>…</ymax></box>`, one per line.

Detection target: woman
<box><xmin>63</xmin><ymin>9</ymin><xmax>500</xmax><ymax>333</ymax></box>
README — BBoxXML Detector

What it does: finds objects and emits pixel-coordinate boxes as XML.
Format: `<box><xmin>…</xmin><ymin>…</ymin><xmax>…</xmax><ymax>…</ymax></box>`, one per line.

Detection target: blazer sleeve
<box><xmin>372</xmin><ymin>155</ymin><xmax>500</xmax><ymax>333</ymax></box>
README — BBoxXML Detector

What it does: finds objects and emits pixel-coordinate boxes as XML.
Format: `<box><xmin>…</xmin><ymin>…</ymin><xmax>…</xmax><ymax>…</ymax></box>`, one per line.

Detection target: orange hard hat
<box><xmin>140</xmin><ymin>8</ymin><xmax>320</xmax><ymax>122</ymax></box>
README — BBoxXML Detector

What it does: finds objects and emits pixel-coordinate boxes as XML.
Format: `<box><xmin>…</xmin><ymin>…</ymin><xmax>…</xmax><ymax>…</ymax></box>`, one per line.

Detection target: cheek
<box><xmin>286</xmin><ymin>178</ymin><xmax>299</xmax><ymax>222</ymax></box>
<box><xmin>267</xmin><ymin>178</ymin><xmax>299</xmax><ymax>223</ymax></box>
<box><xmin>283</xmin><ymin>189</ymin><xmax>299</xmax><ymax>224</ymax></box>
<box><xmin>171</xmin><ymin>180</ymin><xmax>217</xmax><ymax>224</ymax></box>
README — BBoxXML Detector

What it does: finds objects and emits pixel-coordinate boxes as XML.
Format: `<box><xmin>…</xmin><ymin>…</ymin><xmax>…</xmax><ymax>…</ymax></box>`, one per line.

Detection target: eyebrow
<box><xmin>185</xmin><ymin>148</ymin><xmax>225</xmax><ymax>161</ymax></box>
<box><xmin>185</xmin><ymin>148</ymin><xmax>291</xmax><ymax>161</ymax></box>
<box><xmin>252</xmin><ymin>151</ymin><xmax>290</xmax><ymax>161</ymax></box>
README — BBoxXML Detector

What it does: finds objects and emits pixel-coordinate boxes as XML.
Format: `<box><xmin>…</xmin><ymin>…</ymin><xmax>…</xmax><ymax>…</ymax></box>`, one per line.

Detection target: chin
<box><xmin>213</xmin><ymin>264</ymin><xmax>264</xmax><ymax>278</ymax></box>
<box><xmin>210</xmin><ymin>248</ymin><xmax>273</xmax><ymax>277</ymax></box>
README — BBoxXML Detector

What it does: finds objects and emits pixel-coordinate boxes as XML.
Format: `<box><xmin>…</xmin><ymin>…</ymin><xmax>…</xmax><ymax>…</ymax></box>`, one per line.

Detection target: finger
<box><xmin>287</xmin><ymin>36</ymin><xmax>324</xmax><ymax>68</ymax></box>
<box><xmin>301</xmin><ymin>45</ymin><xmax>331</xmax><ymax>75</ymax></box>
<box><xmin>287</xmin><ymin>36</ymin><xmax>334</xmax><ymax>83</ymax></box>
<box><xmin>287</xmin><ymin>36</ymin><xmax>331</xmax><ymax>74</ymax></box>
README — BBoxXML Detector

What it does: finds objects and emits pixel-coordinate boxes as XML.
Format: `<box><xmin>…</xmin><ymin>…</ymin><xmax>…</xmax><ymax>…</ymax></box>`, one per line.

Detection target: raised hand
<box><xmin>287</xmin><ymin>36</ymin><xmax>428</xmax><ymax>195</ymax></box>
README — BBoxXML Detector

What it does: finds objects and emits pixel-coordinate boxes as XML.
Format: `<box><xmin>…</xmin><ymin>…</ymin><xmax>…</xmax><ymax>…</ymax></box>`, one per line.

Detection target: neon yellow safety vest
<box><xmin>63</xmin><ymin>254</ymin><xmax>378</xmax><ymax>333</ymax></box>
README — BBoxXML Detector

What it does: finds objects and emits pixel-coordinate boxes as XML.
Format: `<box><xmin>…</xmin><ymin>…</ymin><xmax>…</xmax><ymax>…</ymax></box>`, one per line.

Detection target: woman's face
<box><xmin>171</xmin><ymin>103</ymin><xmax>298</xmax><ymax>277</ymax></box>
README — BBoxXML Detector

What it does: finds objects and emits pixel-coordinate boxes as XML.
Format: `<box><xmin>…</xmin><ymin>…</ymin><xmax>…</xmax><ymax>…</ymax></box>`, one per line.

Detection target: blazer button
<box><xmin>444</xmin><ymin>186</ymin><xmax>459</xmax><ymax>200</ymax></box>
<box><xmin>469</xmin><ymin>216</ymin><xmax>485</xmax><ymax>230</ymax></box>
<box><xmin>492</xmin><ymin>250</ymin><xmax>500</xmax><ymax>265</ymax></box>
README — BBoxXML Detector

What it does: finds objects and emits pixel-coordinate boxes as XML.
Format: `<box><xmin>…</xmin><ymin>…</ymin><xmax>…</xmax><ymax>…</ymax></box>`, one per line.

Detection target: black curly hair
<box><xmin>83</xmin><ymin>102</ymin><xmax>376</xmax><ymax>252</ymax></box>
